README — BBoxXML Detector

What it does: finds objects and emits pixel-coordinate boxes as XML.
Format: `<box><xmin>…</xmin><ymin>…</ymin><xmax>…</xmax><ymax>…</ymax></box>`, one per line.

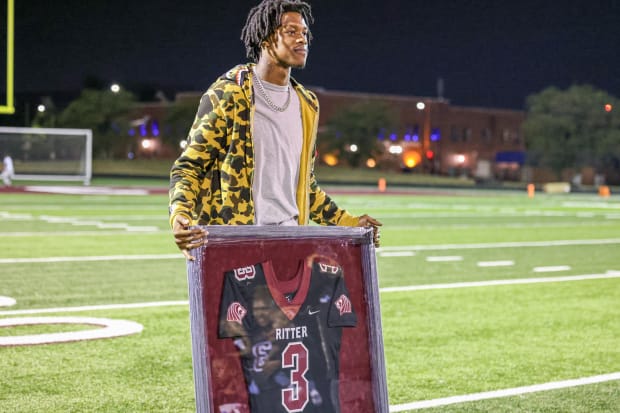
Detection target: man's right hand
<box><xmin>172</xmin><ymin>215</ymin><xmax>208</xmax><ymax>261</ymax></box>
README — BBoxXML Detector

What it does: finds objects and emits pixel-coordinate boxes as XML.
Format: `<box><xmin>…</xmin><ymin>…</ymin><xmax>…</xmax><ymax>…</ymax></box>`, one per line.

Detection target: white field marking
<box><xmin>386</xmin><ymin>222</ymin><xmax>616</xmax><ymax>230</ymax></box>
<box><xmin>377</xmin><ymin>238</ymin><xmax>620</xmax><ymax>252</ymax></box>
<box><xmin>577</xmin><ymin>212</ymin><xmax>596</xmax><ymax>218</ymax></box>
<box><xmin>0</xmin><ymin>301</ymin><xmax>188</xmax><ymax>316</ymax></box>
<box><xmin>39</xmin><ymin>215</ymin><xmax>159</xmax><ymax>232</ymax></box>
<box><xmin>379</xmin><ymin>251</ymin><xmax>416</xmax><ymax>257</ymax></box>
<box><xmin>379</xmin><ymin>270</ymin><xmax>620</xmax><ymax>293</ymax></box>
<box><xmin>0</xmin><ymin>231</ymin><xmax>167</xmax><ymax>237</ymax></box>
<box><xmin>2</xmin><ymin>205</ymin><xmax>163</xmax><ymax>211</ymax></box>
<box><xmin>1</xmin><ymin>211</ymin><xmax>161</xmax><ymax>233</ymax></box>
<box><xmin>533</xmin><ymin>265</ymin><xmax>572</xmax><ymax>273</ymax></box>
<box><xmin>477</xmin><ymin>260</ymin><xmax>515</xmax><ymax>267</ymax></box>
<box><xmin>0</xmin><ymin>211</ymin><xmax>33</xmax><ymax>220</ymax></box>
<box><xmin>25</xmin><ymin>186</ymin><xmax>150</xmax><ymax>196</ymax></box>
<box><xmin>389</xmin><ymin>372</ymin><xmax>620</xmax><ymax>411</ymax></box>
<box><xmin>376</xmin><ymin>211</ymin><xmax>576</xmax><ymax>219</ymax></box>
<box><xmin>563</xmin><ymin>201</ymin><xmax>620</xmax><ymax>209</ymax></box>
<box><xmin>426</xmin><ymin>256</ymin><xmax>463</xmax><ymax>262</ymax></box>
<box><xmin>0</xmin><ymin>316</ymin><xmax>143</xmax><ymax>346</ymax></box>
<box><xmin>606</xmin><ymin>214</ymin><xmax>620</xmax><ymax>219</ymax></box>
<box><xmin>0</xmin><ymin>254</ymin><xmax>182</xmax><ymax>264</ymax></box>
<box><xmin>0</xmin><ymin>296</ymin><xmax>16</xmax><ymax>307</ymax></box>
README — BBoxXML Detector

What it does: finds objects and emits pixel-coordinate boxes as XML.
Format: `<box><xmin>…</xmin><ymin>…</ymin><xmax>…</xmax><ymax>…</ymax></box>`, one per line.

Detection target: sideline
<box><xmin>389</xmin><ymin>372</ymin><xmax>620</xmax><ymax>411</ymax></box>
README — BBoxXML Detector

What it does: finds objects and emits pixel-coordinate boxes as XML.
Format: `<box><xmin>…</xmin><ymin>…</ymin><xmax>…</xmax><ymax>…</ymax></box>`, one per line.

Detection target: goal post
<box><xmin>0</xmin><ymin>0</ymin><xmax>15</xmax><ymax>115</ymax></box>
<box><xmin>0</xmin><ymin>127</ymin><xmax>93</xmax><ymax>185</ymax></box>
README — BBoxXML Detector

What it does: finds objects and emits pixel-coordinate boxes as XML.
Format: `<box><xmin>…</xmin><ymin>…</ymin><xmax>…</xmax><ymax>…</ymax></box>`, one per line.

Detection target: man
<box><xmin>169</xmin><ymin>0</ymin><xmax>381</xmax><ymax>260</ymax></box>
<box><xmin>1</xmin><ymin>154</ymin><xmax>14</xmax><ymax>187</ymax></box>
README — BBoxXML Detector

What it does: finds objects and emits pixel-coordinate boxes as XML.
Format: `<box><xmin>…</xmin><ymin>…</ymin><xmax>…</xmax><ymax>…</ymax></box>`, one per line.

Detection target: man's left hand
<box><xmin>357</xmin><ymin>214</ymin><xmax>383</xmax><ymax>247</ymax></box>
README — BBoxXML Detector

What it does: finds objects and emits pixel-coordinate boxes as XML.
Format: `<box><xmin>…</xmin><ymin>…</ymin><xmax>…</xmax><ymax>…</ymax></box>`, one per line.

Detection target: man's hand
<box><xmin>357</xmin><ymin>214</ymin><xmax>383</xmax><ymax>247</ymax></box>
<box><xmin>172</xmin><ymin>215</ymin><xmax>208</xmax><ymax>261</ymax></box>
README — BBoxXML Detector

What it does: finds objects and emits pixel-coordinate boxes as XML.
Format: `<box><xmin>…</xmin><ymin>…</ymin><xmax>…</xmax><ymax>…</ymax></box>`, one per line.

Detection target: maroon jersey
<box><xmin>219</xmin><ymin>259</ymin><xmax>357</xmax><ymax>413</ymax></box>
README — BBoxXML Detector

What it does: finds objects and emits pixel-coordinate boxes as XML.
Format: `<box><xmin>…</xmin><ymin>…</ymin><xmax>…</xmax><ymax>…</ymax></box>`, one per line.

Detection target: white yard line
<box><xmin>0</xmin><ymin>254</ymin><xmax>182</xmax><ymax>264</ymax></box>
<box><xmin>0</xmin><ymin>231</ymin><xmax>166</xmax><ymax>237</ymax></box>
<box><xmin>24</xmin><ymin>186</ymin><xmax>150</xmax><ymax>196</ymax></box>
<box><xmin>477</xmin><ymin>260</ymin><xmax>515</xmax><ymax>267</ymax></box>
<box><xmin>378</xmin><ymin>238</ymin><xmax>620</xmax><ymax>252</ymax></box>
<box><xmin>379</xmin><ymin>251</ymin><xmax>416</xmax><ymax>257</ymax></box>
<box><xmin>533</xmin><ymin>265</ymin><xmax>572</xmax><ymax>273</ymax></box>
<box><xmin>0</xmin><ymin>301</ymin><xmax>188</xmax><ymax>316</ymax></box>
<box><xmin>389</xmin><ymin>372</ymin><xmax>620</xmax><ymax>411</ymax></box>
<box><xmin>1</xmin><ymin>211</ymin><xmax>163</xmax><ymax>233</ymax></box>
<box><xmin>426</xmin><ymin>256</ymin><xmax>463</xmax><ymax>262</ymax></box>
<box><xmin>380</xmin><ymin>271</ymin><xmax>620</xmax><ymax>293</ymax></box>
<box><xmin>0</xmin><ymin>296</ymin><xmax>16</xmax><ymax>307</ymax></box>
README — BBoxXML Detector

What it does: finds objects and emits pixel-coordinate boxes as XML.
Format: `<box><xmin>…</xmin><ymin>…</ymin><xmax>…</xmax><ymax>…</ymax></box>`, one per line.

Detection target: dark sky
<box><xmin>5</xmin><ymin>0</ymin><xmax>620</xmax><ymax>110</ymax></box>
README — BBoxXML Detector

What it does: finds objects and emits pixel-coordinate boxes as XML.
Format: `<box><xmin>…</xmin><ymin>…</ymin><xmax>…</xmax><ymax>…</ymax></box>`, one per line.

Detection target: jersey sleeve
<box><xmin>218</xmin><ymin>269</ymin><xmax>252</xmax><ymax>338</ymax></box>
<box><xmin>327</xmin><ymin>272</ymin><xmax>358</xmax><ymax>328</ymax></box>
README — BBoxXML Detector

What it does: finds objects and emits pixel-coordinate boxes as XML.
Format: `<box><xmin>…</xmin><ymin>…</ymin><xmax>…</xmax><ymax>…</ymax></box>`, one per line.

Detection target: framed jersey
<box><xmin>186</xmin><ymin>226</ymin><xmax>388</xmax><ymax>413</ymax></box>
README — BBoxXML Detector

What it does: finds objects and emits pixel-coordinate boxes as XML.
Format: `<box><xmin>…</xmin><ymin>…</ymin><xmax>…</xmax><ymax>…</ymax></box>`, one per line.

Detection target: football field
<box><xmin>1</xmin><ymin>185</ymin><xmax>619</xmax><ymax>412</ymax></box>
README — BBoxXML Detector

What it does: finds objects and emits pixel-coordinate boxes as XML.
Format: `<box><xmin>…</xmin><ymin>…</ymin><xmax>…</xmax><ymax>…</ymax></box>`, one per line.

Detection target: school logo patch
<box><xmin>335</xmin><ymin>294</ymin><xmax>352</xmax><ymax>316</ymax></box>
<box><xmin>234</xmin><ymin>265</ymin><xmax>256</xmax><ymax>281</ymax></box>
<box><xmin>318</xmin><ymin>263</ymin><xmax>340</xmax><ymax>274</ymax></box>
<box><xmin>227</xmin><ymin>302</ymin><xmax>247</xmax><ymax>324</ymax></box>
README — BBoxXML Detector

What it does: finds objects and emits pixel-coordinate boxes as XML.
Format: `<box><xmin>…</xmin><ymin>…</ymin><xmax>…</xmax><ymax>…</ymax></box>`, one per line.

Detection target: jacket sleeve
<box><xmin>168</xmin><ymin>84</ymin><xmax>230</xmax><ymax>227</ymax></box>
<box><xmin>307</xmin><ymin>149</ymin><xmax>359</xmax><ymax>227</ymax></box>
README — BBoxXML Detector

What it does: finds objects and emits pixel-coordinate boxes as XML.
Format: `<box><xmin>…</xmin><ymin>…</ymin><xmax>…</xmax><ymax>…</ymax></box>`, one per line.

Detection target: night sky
<box><xmin>4</xmin><ymin>0</ymin><xmax>620</xmax><ymax>110</ymax></box>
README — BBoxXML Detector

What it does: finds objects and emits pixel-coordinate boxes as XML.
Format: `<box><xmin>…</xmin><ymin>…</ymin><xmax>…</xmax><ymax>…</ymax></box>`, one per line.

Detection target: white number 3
<box><xmin>281</xmin><ymin>342</ymin><xmax>309</xmax><ymax>412</ymax></box>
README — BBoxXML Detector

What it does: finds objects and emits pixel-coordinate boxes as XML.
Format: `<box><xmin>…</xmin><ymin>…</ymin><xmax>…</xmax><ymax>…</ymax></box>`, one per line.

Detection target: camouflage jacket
<box><xmin>169</xmin><ymin>64</ymin><xmax>359</xmax><ymax>228</ymax></box>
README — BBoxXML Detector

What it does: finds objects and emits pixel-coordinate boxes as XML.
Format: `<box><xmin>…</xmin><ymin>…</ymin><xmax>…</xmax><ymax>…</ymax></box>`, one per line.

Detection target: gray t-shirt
<box><xmin>252</xmin><ymin>75</ymin><xmax>302</xmax><ymax>226</ymax></box>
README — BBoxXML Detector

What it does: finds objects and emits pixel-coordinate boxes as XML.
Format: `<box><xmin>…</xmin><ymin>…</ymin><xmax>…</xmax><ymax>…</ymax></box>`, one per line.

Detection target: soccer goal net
<box><xmin>0</xmin><ymin>127</ymin><xmax>92</xmax><ymax>185</ymax></box>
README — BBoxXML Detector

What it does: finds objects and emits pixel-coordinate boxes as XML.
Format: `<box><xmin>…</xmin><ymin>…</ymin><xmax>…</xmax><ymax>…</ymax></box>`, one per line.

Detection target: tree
<box><xmin>57</xmin><ymin>89</ymin><xmax>136</xmax><ymax>158</ymax></box>
<box><xmin>319</xmin><ymin>101</ymin><xmax>396</xmax><ymax>167</ymax></box>
<box><xmin>523</xmin><ymin>85</ymin><xmax>620</xmax><ymax>178</ymax></box>
<box><xmin>163</xmin><ymin>98</ymin><xmax>200</xmax><ymax>148</ymax></box>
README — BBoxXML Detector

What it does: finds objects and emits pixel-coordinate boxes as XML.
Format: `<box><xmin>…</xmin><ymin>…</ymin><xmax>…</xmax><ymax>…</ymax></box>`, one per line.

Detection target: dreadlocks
<box><xmin>241</xmin><ymin>0</ymin><xmax>314</xmax><ymax>63</ymax></box>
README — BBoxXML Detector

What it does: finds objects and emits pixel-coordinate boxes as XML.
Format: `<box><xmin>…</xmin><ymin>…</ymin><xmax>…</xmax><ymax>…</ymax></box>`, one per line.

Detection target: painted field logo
<box><xmin>234</xmin><ymin>265</ymin><xmax>256</xmax><ymax>281</ymax></box>
<box><xmin>226</xmin><ymin>302</ymin><xmax>247</xmax><ymax>324</ymax></box>
<box><xmin>335</xmin><ymin>294</ymin><xmax>352</xmax><ymax>315</ymax></box>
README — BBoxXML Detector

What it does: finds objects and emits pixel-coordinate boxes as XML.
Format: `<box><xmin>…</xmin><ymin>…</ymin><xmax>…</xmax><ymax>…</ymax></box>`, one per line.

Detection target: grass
<box><xmin>1</xmin><ymin>185</ymin><xmax>619</xmax><ymax>412</ymax></box>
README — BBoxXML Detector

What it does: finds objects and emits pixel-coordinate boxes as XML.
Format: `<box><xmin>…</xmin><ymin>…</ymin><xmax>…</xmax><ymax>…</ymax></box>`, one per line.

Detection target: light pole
<box><xmin>417</xmin><ymin>101</ymin><xmax>432</xmax><ymax>172</ymax></box>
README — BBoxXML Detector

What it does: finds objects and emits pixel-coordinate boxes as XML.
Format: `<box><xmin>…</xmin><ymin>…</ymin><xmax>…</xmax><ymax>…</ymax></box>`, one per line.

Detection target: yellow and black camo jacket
<box><xmin>169</xmin><ymin>64</ymin><xmax>359</xmax><ymax>228</ymax></box>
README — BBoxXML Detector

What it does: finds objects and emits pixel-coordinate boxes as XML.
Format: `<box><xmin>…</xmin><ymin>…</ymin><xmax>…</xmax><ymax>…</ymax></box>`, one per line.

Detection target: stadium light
<box><xmin>37</xmin><ymin>104</ymin><xmax>46</xmax><ymax>113</ymax></box>
<box><xmin>416</xmin><ymin>102</ymin><xmax>426</xmax><ymax>110</ymax></box>
<box><xmin>110</xmin><ymin>83</ymin><xmax>121</xmax><ymax>93</ymax></box>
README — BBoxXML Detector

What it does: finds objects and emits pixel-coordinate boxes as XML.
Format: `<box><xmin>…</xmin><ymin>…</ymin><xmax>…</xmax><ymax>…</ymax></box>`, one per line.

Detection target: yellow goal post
<box><xmin>0</xmin><ymin>0</ymin><xmax>15</xmax><ymax>115</ymax></box>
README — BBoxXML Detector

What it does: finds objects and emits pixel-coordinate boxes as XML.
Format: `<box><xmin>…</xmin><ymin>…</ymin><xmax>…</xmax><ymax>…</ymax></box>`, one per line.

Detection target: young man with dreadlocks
<box><xmin>169</xmin><ymin>0</ymin><xmax>382</xmax><ymax>260</ymax></box>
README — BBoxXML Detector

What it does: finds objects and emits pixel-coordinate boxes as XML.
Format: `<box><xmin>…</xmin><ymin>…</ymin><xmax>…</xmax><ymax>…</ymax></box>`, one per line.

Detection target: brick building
<box><xmin>129</xmin><ymin>88</ymin><xmax>526</xmax><ymax>180</ymax></box>
<box><xmin>313</xmin><ymin>88</ymin><xmax>525</xmax><ymax>180</ymax></box>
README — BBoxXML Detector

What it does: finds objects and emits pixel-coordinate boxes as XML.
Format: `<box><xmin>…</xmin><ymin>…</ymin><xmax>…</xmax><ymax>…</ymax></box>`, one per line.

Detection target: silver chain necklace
<box><xmin>253</xmin><ymin>72</ymin><xmax>291</xmax><ymax>112</ymax></box>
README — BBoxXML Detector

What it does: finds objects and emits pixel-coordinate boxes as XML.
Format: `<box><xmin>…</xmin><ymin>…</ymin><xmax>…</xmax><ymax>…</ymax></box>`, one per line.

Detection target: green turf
<box><xmin>1</xmin><ymin>187</ymin><xmax>619</xmax><ymax>412</ymax></box>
